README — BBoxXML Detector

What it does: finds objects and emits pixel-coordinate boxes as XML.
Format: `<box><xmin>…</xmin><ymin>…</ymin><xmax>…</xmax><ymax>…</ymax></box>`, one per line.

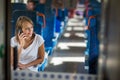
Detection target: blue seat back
<box><xmin>57</xmin><ymin>9</ymin><xmax>65</xmax><ymax>21</ymax></box>
<box><xmin>35</xmin><ymin>0</ymin><xmax>56</xmax><ymax>48</ymax></box>
<box><xmin>42</xmin><ymin>13</ymin><xmax>56</xmax><ymax>48</ymax></box>
<box><xmin>55</xmin><ymin>18</ymin><xmax>61</xmax><ymax>33</ymax></box>
<box><xmin>35</xmin><ymin>4</ymin><xmax>45</xmax><ymax>14</ymax></box>
<box><xmin>55</xmin><ymin>8</ymin><xmax>68</xmax><ymax>32</ymax></box>
<box><xmin>88</xmin><ymin>16</ymin><xmax>98</xmax><ymax>58</ymax></box>
<box><xmin>11</xmin><ymin>3</ymin><xmax>26</xmax><ymax>12</ymax></box>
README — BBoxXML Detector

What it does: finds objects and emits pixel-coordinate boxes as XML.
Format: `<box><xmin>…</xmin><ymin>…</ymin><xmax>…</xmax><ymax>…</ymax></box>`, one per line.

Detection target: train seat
<box><xmin>35</xmin><ymin>3</ymin><xmax>58</xmax><ymax>55</ymax></box>
<box><xmin>11</xmin><ymin>3</ymin><xmax>27</xmax><ymax>12</ymax></box>
<box><xmin>38</xmin><ymin>52</ymin><xmax>48</xmax><ymax>71</ymax></box>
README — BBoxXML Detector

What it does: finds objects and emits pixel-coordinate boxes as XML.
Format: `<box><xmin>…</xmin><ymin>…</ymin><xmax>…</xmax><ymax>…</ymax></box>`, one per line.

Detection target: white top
<box><xmin>11</xmin><ymin>33</ymin><xmax>45</xmax><ymax>72</ymax></box>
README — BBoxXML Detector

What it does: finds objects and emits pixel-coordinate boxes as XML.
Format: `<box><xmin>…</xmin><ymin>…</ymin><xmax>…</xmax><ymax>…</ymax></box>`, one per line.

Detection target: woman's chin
<box><xmin>25</xmin><ymin>36</ymin><xmax>31</xmax><ymax>39</ymax></box>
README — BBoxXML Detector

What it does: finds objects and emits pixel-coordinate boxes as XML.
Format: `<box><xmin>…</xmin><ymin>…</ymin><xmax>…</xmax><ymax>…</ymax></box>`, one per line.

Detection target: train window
<box><xmin>10</xmin><ymin>0</ymin><xmax>102</xmax><ymax>80</ymax></box>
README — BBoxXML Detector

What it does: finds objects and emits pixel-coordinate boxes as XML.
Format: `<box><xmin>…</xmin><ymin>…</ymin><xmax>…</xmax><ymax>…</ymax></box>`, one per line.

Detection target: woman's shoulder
<box><xmin>35</xmin><ymin>34</ymin><xmax>44</xmax><ymax>40</ymax></box>
<box><xmin>35</xmin><ymin>33</ymin><xmax>44</xmax><ymax>46</ymax></box>
<box><xmin>11</xmin><ymin>36</ymin><xmax>17</xmax><ymax>42</ymax></box>
<box><xmin>10</xmin><ymin>36</ymin><xmax>18</xmax><ymax>47</ymax></box>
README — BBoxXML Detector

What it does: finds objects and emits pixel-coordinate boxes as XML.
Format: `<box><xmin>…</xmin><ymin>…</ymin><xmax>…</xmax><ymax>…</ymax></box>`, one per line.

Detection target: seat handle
<box><xmin>88</xmin><ymin>16</ymin><xmax>96</xmax><ymax>29</ymax></box>
<box><xmin>37</xmin><ymin>12</ymin><xmax>46</xmax><ymax>28</ymax></box>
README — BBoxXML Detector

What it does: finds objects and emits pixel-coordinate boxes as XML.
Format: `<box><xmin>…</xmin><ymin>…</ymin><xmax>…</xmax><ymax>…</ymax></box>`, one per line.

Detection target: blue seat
<box><xmin>54</xmin><ymin>8</ymin><xmax>64</xmax><ymax>33</ymax></box>
<box><xmin>60</xmin><ymin>8</ymin><xmax>69</xmax><ymax>31</ymax></box>
<box><xmin>57</xmin><ymin>9</ymin><xmax>67</xmax><ymax>22</ymax></box>
<box><xmin>85</xmin><ymin>8</ymin><xmax>94</xmax><ymax>39</ymax></box>
<box><xmin>89</xmin><ymin>16</ymin><xmax>99</xmax><ymax>61</ymax></box>
<box><xmin>90</xmin><ymin>0</ymin><xmax>101</xmax><ymax>8</ymax></box>
<box><xmin>86</xmin><ymin>16</ymin><xmax>99</xmax><ymax>74</ymax></box>
<box><xmin>89</xmin><ymin>0</ymin><xmax>101</xmax><ymax>36</ymax></box>
<box><xmin>38</xmin><ymin>53</ymin><xmax>48</xmax><ymax>71</ymax></box>
<box><xmin>54</xmin><ymin>8</ymin><xmax>68</xmax><ymax>34</ymax></box>
<box><xmin>93</xmin><ymin>7</ymin><xmax>101</xmax><ymax>36</ymax></box>
<box><xmin>38</xmin><ymin>58</ymin><xmax>48</xmax><ymax>71</ymax></box>
<box><xmin>90</xmin><ymin>1</ymin><xmax>101</xmax><ymax>54</ymax></box>
<box><xmin>35</xmin><ymin>1</ymin><xmax>58</xmax><ymax>55</ymax></box>
<box><xmin>86</xmin><ymin>16</ymin><xmax>96</xmax><ymax>54</ymax></box>
<box><xmin>84</xmin><ymin>14</ymin><xmax>95</xmax><ymax>56</ymax></box>
<box><xmin>35</xmin><ymin>4</ymin><xmax>45</xmax><ymax>14</ymax></box>
<box><xmin>11</xmin><ymin>3</ymin><xmax>27</xmax><ymax>12</ymax></box>
<box><xmin>41</xmin><ymin>14</ymin><xmax>57</xmax><ymax>55</ymax></box>
<box><xmin>55</xmin><ymin>17</ymin><xmax>61</xmax><ymax>33</ymax></box>
<box><xmin>84</xmin><ymin>0</ymin><xmax>101</xmax><ymax>74</ymax></box>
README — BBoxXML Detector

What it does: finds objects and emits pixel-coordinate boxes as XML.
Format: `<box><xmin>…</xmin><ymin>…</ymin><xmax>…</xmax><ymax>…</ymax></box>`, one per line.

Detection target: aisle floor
<box><xmin>45</xmin><ymin>4</ymin><xmax>88</xmax><ymax>74</ymax></box>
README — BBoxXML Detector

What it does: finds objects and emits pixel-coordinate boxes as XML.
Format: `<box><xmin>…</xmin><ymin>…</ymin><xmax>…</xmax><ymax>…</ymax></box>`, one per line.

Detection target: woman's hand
<box><xmin>17</xmin><ymin>33</ymin><xmax>26</xmax><ymax>62</ymax></box>
<box><xmin>18</xmin><ymin>63</ymin><xmax>27</xmax><ymax>70</ymax></box>
<box><xmin>18</xmin><ymin>33</ymin><xmax>26</xmax><ymax>47</ymax></box>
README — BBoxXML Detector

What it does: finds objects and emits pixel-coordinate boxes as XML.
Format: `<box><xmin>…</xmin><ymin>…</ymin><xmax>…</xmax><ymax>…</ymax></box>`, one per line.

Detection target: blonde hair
<box><xmin>15</xmin><ymin>16</ymin><xmax>34</xmax><ymax>41</ymax></box>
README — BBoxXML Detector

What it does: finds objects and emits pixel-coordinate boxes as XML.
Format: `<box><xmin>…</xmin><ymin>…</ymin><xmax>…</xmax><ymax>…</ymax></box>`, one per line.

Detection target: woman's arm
<box><xmin>17</xmin><ymin>45</ymin><xmax>23</xmax><ymax>61</ymax></box>
<box><xmin>18</xmin><ymin>43</ymin><xmax>45</xmax><ymax>69</ymax></box>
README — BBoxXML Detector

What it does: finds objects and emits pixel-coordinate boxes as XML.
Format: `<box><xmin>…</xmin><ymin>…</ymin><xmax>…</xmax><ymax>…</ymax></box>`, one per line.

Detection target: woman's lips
<box><xmin>28</xmin><ymin>33</ymin><xmax>32</xmax><ymax>34</ymax></box>
<box><xmin>28</xmin><ymin>33</ymin><xmax>32</xmax><ymax>36</ymax></box>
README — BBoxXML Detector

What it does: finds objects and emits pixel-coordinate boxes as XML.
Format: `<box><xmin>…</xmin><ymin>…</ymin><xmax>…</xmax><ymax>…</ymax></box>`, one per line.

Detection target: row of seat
<box><xmin>80</xmin><ymin>0</ymin><xmax>101</xmax><ymax>74</ymax></box>
<box><xmin>11</xmin><ymin>1</ymin><xmax>69</xmax><ymax>71</ymax></box>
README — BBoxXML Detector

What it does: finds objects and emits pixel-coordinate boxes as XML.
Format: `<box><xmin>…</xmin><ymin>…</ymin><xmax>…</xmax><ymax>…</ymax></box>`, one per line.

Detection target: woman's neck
<box><xmin>25</xmin><ymin>33</ymin><xmax>35</xmax><ymax>42</ymax></box>
<box><xmin>25</xmin><ymin>37</ymin><xmax>32</xmax><ymax>42</ymax></box>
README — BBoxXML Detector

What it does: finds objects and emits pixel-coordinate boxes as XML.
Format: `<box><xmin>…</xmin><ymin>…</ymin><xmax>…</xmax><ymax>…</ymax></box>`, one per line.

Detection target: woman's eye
<box><xmin>25</xmin><ymin>28</ymin><xmax>28</xmax><ymax>30</ymax></box>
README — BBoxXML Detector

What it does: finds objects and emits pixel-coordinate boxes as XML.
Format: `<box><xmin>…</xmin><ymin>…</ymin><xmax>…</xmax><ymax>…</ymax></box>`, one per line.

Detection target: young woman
<box><xmin>11</xmin><ymin>16</ymin><xmax>45</xmax><ymax>72</ymax></box>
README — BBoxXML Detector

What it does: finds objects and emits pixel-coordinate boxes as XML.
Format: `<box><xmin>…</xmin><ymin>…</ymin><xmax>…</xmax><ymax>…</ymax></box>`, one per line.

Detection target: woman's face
<box><xmin>22</xmin><ymin>22</ymin><xmax>33</xmax><ymax>38</ymax></box>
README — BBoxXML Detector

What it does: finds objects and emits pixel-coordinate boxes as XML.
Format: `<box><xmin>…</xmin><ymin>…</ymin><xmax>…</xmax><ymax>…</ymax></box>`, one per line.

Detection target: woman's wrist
<box><xmin>18</xmin><ymin>45</ymin><xmax>23</xmax><ymax>50</ymax></box>
<box><xmin>17</xmin><ymin>45</ymin><xmax>23</xmax><ymax>57</ymax></box>
<box><xmin>25</xmin><ymin>63</ymin><xmax>31</xmax><ymax>68</ymax></box>
<box><xmin>18</xmin><ymin>44</ymin><xmax>23</xmax><ymax>48</ymax></box>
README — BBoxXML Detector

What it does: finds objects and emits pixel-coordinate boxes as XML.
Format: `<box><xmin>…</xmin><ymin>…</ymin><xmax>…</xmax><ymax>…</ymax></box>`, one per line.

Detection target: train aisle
<box><xmin>45</xmin><ymin>4</ymin><xmax>88</xmax><ymax>74</ymax></box>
